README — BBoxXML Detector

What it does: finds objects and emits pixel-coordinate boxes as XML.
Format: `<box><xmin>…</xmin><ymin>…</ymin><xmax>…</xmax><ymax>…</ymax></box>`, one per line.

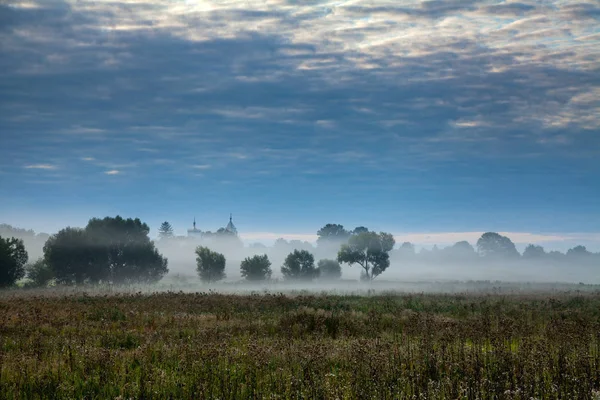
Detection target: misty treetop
<box><xmin>337</xmin><ymin>231</ymin><xmax>396</xmax><ymax>281</ymax></box>
<box><xmin>44</xmin><ymin>216</ymin><xmax>168</xmax><ymax>285</ymax></box>
<box><xmin>240</xmin><ymin>254</ymin><xmax>272</xmax><ymax>281</ymax></box>
<box><xmin>281</xmin><ymin>250</ymin><xmax>318</xmax><ymax>281</ymax></box>
<box><xmin>476</xmin><ymin>232</ymin><xmax>520</xmax><ymax>259</ymax></box>
<box><xmin>158</xmin><ymin>221</ymin><xmax>174</xmax><ymax>239</ymax></box>
<box><xmin>196</xmin><ymin>246</ymin><xmax>226</xmax><ymax>283</ymax></box>
<box><xmin>317</xmin><ymin>259</ymin><xmax>342</xmax><ymax>280</ymax></box>
<box><xmin>0</xmin><ymin>236</ymin><xmax>28</xmax><ymax>287</ymax></box>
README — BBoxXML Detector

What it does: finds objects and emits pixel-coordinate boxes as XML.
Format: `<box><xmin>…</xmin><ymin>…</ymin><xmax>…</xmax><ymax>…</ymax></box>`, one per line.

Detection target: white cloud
<box><xmin>24</xmin><ymin>164</ymin><xmax>57</xmax><ymax>170</ymax></box>
<box><xmin>104</xmin><ymin>170</ymin><xmax>120</xmax><ymax>175</ymax></box>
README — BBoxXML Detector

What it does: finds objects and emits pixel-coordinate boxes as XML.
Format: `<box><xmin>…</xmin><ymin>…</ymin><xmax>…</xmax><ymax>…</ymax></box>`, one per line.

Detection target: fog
<box><xmin>2</xmin><ymin>222</ymin><xmax>599</xmax><ymax>291</ymax></box>
<box><xmin>155</xmin><ymin>235</ymin><xmax>600</xmax><ymax>286</ymax></box>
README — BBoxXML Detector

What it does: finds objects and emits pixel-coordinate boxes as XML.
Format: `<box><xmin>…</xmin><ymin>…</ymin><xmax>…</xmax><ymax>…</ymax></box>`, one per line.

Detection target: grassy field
<box><xmin>1</xmin><ymin>288</ymin><xmax>600</xmax><ymax>399</ymax></box>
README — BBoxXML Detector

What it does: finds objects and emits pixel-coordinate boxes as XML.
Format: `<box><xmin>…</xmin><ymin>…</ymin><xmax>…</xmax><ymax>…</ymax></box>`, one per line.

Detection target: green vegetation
<box><xmin>1</xmin><ymin>290</ymin><xmax>600</xmax><ymax>398</ymax></box>
<box><xmin>0</xmin><ymin>235</ymin><xmax>28</xmax><ymax>287</ymax></box>
<box><xmin>195</xmin><ymin>246</ymin><xmax>226</xmax><ymax>283</ymax></box>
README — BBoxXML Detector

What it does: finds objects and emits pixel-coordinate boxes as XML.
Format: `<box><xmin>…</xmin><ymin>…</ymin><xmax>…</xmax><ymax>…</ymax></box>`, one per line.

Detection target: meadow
<box><xmin>1</xmin><ymin>286</ymin><xmax>600</xmax><ymax>399</ymax></box>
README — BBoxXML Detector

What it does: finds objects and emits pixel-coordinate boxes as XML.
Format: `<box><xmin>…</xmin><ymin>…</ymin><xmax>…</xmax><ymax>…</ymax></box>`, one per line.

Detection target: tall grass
<box><xmin>1</xmin><ymin>291</ymin><xmax>599</xmax><ymax>398</ymax></box>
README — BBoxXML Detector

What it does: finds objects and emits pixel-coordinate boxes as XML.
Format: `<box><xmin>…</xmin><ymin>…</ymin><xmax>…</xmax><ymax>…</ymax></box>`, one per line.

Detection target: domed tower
<box><xmin>225</xmin><ymin>214</ymin><xmax>238</xmax><ymax>235</ymax></box>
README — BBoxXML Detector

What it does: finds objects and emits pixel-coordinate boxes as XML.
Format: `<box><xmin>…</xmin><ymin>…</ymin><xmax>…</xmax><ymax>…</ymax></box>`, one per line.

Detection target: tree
<box><xmin>281</xmin><ymin>250</ymin><xmax>318</xmax><ymax>281</ymax></box>
<box><xmin>337</xmin><ymin>231</ymin><xmax>395</xmax><ymax>280</ymax></box>
<box><xmin>442</xmin><ymin>241</ymin><xmax>476</xmax><ymax>261</ymax></box>
<box><xmin>567</xmin><ymin>245</ymin><xmax>591</xmax><ymax>258</ymax></box>
<box><xmin>523</xmin><ymin>244</ymin><xmax>546</xmax><ymax>259</ymax></box>
<box><xmin>316</xmin><ymin>224</ymin><xmax>351</xmax><ymax>247</ymax></box>
<box><xmin>476</xmin><ymin>232</ymin><xmax>520</xmax><ymax>258</ymax></box>
<box><xmin>44</xmin><ymin>227</ymin><xmax>93</xmax><ymax>284</ymax></box>
<box><xmin>0</xmin><ymin>236</ymin><xmax>28</xmax><ymax>287</ymax></box>
<box><xmin>352</xmin><ymin>226</ymin><xmax>369</xmax><ymax>235</ymax></box>
<box><xmin>317</xmin><ymin>259</ymin><xmax>341</xmax><ymax>280</ymax></box>
<box><xmin>44</xmin><ymin>216</ymin><xmax>169</xmax><ymax>285</ymax></box>
<box><xmin>240</xmin><ymin>255</ymin><xmax>272</xmax><ymax>281</ymax></box>
<box><xmin>25</xmin><ymin>258</ymin><xmax>54</xmax><ymax>287</ymax></box>
<box><xmin>158</xmin><ymin>221</ymin><xmax>174</xmax><ymax>239</ymax></box>
<box><xmin>397</xmin><ymin>242</ymin><xmax>416</xmax><ymax>258</ymax></box>
<box><xmin>195</xmin><ymin>246</ymin><xmax>226</xmax><ymax>283</ymax></box>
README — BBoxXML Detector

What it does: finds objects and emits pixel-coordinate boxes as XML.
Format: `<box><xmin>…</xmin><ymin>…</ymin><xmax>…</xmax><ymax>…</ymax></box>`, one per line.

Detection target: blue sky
<box><xmin>0</xmin><ymin>0</ymin><xmax>599</xmax><ymax>250</ymax></box>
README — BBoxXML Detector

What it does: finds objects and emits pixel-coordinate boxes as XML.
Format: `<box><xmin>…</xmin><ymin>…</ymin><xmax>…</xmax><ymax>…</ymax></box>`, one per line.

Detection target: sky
<box><xmin>0</xmin><ymin>0</ymin><xmax>599</xmax><ymax>251</ymax></box>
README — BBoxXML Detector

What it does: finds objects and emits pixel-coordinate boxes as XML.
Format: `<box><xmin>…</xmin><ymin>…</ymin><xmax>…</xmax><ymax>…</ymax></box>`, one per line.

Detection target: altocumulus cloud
<box><xmin>0</xmin><ymin>0</ymin><xmax>598</xmax><ymax>247</ymax></box>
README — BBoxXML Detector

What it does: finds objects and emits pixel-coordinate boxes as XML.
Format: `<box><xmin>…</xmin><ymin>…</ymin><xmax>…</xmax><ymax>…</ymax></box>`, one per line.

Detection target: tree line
<box><xmin>0</xmin><ymin>219</ymin><xmax>598</xmax><ymax>288</ymax></box>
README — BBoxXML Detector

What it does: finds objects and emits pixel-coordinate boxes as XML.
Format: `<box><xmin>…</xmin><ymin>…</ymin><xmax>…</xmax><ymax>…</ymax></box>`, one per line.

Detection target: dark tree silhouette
<box><xmin>44</xmin><ymin>216</ymin><xmax>168</xmax><ymax>284</ymax></box>
<box><xmin>316</xmin><ymin>224</ymin><xmax>351</xmax><ymax>247</ymax></box>
<box><xmin>25</xmin><ymin>258</ymin><xmax>54</xmax><ymax>287</ymax></box>
<box><xmin>158</xmin><ymin>221</ymin><xmax>174</xmax><ymax>239</ymax></box>
<box><xmin>317</xmin><ymin>259</ymin><xmax>342</xmax><ymax>280</ymax></box>
<box><xmin>0</xmin><ymin>236</ymin><xmax>28</xmax><ymax>287</ymax></box>
<box><xmin>337</xmin><ymin>231</ymin><xmax>395</xmax><ymax>280</ymax></box>
<box><xmin>476</xmin><ymin>232</ymin><xmax>520</xmax><ymax>258</ymax></box>
<box><xmin>240</xmin><ymin>255</ymin><xmax>272</xmax><ymax>281</ymax></box>
<box><xmin>195</xmin><ymin>246</ymin><xmax>226</xmax><ymax>283</ymax></box>
<box><xmin>567</xmin><ymin>245</ymin><xmax>591</xmax><ymax>257</ymax></box>
<box><xmin>352</xmin><ymin>226</ymin><xmax>369</xmax><ymax>235</ymax></box>
<box><xmin>281</xmin><ymin>250</ymin><xmax>318</xmax><ymax>281</ymax></box>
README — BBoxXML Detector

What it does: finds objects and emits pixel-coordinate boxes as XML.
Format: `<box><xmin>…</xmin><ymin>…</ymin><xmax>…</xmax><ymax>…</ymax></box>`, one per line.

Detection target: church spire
<box><xmin>193</xmin><ymin>217</ymin><xmax>196</xmax><ymax>230</ymax></box>
<box><xmin>230</xmin><ymin>213</ymin><xmax>232</xmax><ymax>223</ymax></box>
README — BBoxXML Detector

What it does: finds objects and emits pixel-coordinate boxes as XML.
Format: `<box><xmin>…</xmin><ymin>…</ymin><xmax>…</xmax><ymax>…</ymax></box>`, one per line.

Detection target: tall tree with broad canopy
<box><xmin>281</xmin><ymin>250</ymin><xmax>318</xmax><ymax>281</ymax></box>
<box><xmin>158</xmin><ymin>221</ymin><xmax>174</xmax><ymax>239</ymax></box>
<box><xmin>337</xmin><ymin>231</ymin><xmax>395</xmax><ymax>281</ymax></box>
<box><xmin>317</xmin><ymin>259</ymin><xmax>342</xmax><ymax>280</ymax></box>
<box><xmin>240</xmin><ymin>254</ymin><xmax>272</xmax><ymax>281</ymax></box>
<box><xmin>25</xmin><ymin>258</ymin><xmax>55</xmax><ymax>287</ymax></box>
<box><xmin>316</xmin><ymin>224</ymin><xmax>351</xmax><ymax>247</ymax></box>
<box><xmin>195</xmin><ymin>246</ymin><xmax>226</xmax><ymax>283</ymax></box>
<box><xmin>44</xmin><ymin>216</ymin><xmax>168</xmax><ymax>284</ymax></box>
<box><xmin>0</xmin><ymin>236</ymin><xmax>28</xmax><ymax>287</ymax></box>
<box><xmin>476</xmin><ymin>232</ymin><xmax>520</xmax><ymax>258</ymax></box>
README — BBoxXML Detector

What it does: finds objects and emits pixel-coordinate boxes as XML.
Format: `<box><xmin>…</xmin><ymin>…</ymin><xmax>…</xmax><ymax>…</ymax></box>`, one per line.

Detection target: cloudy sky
<box><xmin>0</xmin><ymin>0</ymin><xmax>599</xmax><ymax>250</ymax></box>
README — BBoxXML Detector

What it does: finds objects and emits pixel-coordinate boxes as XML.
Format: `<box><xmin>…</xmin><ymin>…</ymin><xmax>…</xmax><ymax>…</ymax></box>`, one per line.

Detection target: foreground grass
<box><xmin>1</xmin><ymin>290</ymin><xmax>600</xmax><ymax>399</ymax></box>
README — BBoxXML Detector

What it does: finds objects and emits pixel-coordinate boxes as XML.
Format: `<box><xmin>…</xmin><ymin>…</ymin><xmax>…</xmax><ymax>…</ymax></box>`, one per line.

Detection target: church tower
<box><xmin>225</xmin><ymin>213</ymin><xmax>238</xmax><ymax>235</ymax></box>
<box><xmin>187</xmin><ymin>217</ymin><xmax>203</xmax><ymax>238</ymax></box>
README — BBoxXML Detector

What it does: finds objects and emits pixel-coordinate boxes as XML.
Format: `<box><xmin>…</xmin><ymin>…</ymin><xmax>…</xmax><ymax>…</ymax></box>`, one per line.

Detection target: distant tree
<box><xmin>0</xmin><ymin>236</ymin><xmax>28</xmax><ymax>287</ymax></box>
<box><xmin>44</xmin><ymin>216</ymin><xmax>168</xmax><ymax>285</ymax></box>
<box><xmin>317</xmin><ymin>259</ymin><xmax>342</xmax><ymax>280</ymax></box>
<box><xmin>273</xmin><ymin>238</ymin><xmax>289</xmax><ymax>251</ymax></box>
<box><xmin>442</xmin><ymin>241</ymin><xmax>476</xmax><ymax>261</ymax></box>
<box><xmin>352</xmin><ymin>226</ymin><xmax>369</xmax><ymax>235</ymax></box>
<box><xmin>249</xmin><ymin>242</ymin><xmax>267</xmax><ymax>249</ymax></box>
<box><xmin>400</xmin><ymin>242</ymin><xmax>415</xmax><ymax>254</ymax></box>
<box><xmin>337</xmin><ymin>231</ymin><xmax>395</xmax><ymax>280</ymax></box>
<box><xmin>240</xmin><ymin>255</ymin><xmax>272</xmax><ymax>281</ymax></box>
<box><xmin>158</xmin><ymin>221</ymin><xmax>174</xmax><ymax>239</ymax></box>
<box><xmin>317</xmin><ymin>224</ymin><xmax>351</xmax><ymax>247</ymax></box>
<box><xmin>195</xmin><ymin>246</ymin><xmax>226</xmax><ymax>283</ymax></box>
<box><xmin>281</xmin><ymin>250</ymin><xmax>318</xmax><ymax>281</ymax></box>
<box><xmin>476</xmin><ymin>232</ymin><xmax>520</xmax><ymax>258</ymax></box>
<box><xmin>25</xmin><ymin>258</ymin><xmax>54</xmax><ymax>287</ymax></box>
<box><xmin>523</xmin><ymin>244</ymin><xmax>546</xmax><ymax>259</ymax></box>
<box><xmin>567</xmin><ymin>245</ymin><xmax>591</xmax><ymax>257</ymax></box>
<box><xmin>288</xmin><ymin>240</ymin><xmax>314</xmax><ymax>251</ymax></box>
